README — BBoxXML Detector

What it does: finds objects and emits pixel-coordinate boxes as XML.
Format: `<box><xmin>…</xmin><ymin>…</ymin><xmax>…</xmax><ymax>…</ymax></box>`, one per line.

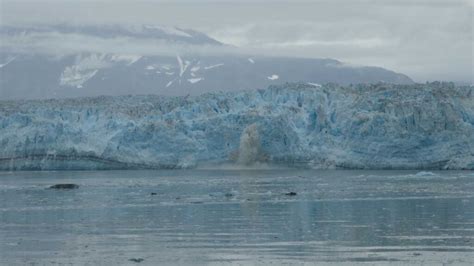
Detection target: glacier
<box><xmin>0</xmin><ymin>82</ymin><xmax>473</xmax><ymax>170</ymax></box>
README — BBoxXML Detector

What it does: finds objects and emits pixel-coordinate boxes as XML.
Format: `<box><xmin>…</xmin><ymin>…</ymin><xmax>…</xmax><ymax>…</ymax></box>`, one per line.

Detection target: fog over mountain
<box><xmin>1</xmin><ymin>0</ymin><xmax>472</xmax><ymax>85</ymax></box>
<box><xmin>0</xmin><ymin>24</ymin><xmax>413</xmax><ymax>100</ymax></box>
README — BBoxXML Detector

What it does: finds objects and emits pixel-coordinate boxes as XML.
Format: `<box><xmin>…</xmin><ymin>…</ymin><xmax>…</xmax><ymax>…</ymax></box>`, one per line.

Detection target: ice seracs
<box><xmin>1</xmin><ymin>82</ymin><xmax>472</xmax><ymax>171</ymax></box>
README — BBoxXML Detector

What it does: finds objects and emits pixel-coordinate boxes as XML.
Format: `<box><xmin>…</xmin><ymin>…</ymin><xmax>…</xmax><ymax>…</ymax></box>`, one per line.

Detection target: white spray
<box><xmin>237</xmin><ymin>123</ymin><xmax>261</xmax><ymax>166</ymax></box>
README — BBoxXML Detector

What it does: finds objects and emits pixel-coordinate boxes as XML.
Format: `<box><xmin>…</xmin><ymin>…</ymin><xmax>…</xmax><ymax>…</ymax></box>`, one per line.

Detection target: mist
<box><xmin>1</xmin><ymin>0</ymin><xmax>472</xmax><ymax>83</ymax></box>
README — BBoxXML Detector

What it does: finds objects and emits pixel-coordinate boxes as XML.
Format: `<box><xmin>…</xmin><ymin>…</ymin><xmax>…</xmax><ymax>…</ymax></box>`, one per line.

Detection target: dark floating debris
<box><xmin>129</xmin><ymin>258</ymin><xmax>144</xmax><ymax>263</ymax></box>
<box><xmin>49</xmin><ymin>184</ymin><xmax>79</xmax><ymax>190</ymax></box>
<box><xmin>150</xmin><ymin>192</ymin><xmax>157</xmax><ymax>196</ymax></box>
<box><xmin>224</xmin><ymin>193</ymin><xmax>234</xmax><ymax>198</ymax></box>
<box><xmin>285</xmin><ymin>192</ymin><xmax>297</xmax><ymax>196</ymax></box>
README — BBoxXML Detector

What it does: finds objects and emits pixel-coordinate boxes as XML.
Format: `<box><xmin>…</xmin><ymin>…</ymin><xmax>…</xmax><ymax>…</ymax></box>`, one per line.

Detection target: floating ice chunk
<box><xmin>267</xmin><ymin>74</ymin><xmax>279</xmax><ymax>80</ymax></box>
<box><xmin>415</xmin><ymin>171</ymin><xmax>436</xmax><ymax>176</ymax></box>
<box><xmin>248</xmin><ymin>58</ymin><xmax>255</xmax><ymax>64</ymax></box>
<box><xmin>145</xmin><ymin>65</ymin><xmax>155</xmax><ymax>70</ymax></box>
<box><xmin>166</xmin><ymin>81</ymin><xmax>173</xmax><ymax>87</ymax></box>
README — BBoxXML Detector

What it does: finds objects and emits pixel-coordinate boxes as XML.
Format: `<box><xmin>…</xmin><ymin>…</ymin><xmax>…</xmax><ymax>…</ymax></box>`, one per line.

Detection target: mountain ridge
<box><xmin>0</xmin><ymin>24</ymin><xmax>414</xmax><ymax>100</ymax></box>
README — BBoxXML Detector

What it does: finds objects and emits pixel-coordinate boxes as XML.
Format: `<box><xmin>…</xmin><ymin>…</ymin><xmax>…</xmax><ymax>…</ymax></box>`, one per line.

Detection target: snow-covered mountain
<box><xmin>1</xmin><ymin>82</ymin><xmax>472</xmax><ymax>170</ymax></box>
<box><xmin>0</xmin><ymin>25</ymin><xmax>413</xmax><ymax>100</ymax></box>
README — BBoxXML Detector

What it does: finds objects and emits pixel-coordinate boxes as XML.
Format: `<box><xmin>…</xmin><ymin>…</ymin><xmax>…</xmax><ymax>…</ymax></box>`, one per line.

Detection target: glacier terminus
<box><xmin>0</xmin><ymin>82</ymin><xmax>473</xmax><ymax>170</ymax></box>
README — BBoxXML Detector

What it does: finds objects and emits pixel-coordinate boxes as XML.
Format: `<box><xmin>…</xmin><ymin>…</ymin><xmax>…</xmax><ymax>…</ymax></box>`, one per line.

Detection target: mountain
<box><xmin>0</xmin><ymin>25</ymin><xmax>413</xmax><ymax>100</ymax></box>
<box><xmin>0</xmin><ymin>24</ymin><xmax>223</xmax><ymax>46</ymax></box>
<box><xmin>1</xmin><ymin>82</ymin><xmax>472</xmax><ymax>170</ymax></box>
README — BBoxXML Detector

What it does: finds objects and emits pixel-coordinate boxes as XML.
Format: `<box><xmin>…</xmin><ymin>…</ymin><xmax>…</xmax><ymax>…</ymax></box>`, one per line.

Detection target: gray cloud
<box><xmin>1</xmin><ymin>0</ymin><xmax>472</xmax><ymax>83</ymax></box>
<box><xmin>0</xmin><ymin>30</ymin><xmax>240</xmax><ymax>57</ymax></box>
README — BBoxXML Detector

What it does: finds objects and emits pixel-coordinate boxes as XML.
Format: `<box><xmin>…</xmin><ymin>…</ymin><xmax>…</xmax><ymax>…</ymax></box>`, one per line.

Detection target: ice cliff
<box><xmin>0</xmin><ymin>82</ymin><xmax>473</xmax><ymax>170</ymax></box>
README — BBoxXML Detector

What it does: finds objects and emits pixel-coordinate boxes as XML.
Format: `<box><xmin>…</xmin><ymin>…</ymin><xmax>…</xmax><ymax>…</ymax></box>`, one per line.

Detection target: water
<box><xmin>0</xmin><ymin>170</ymin><xmax>473</xmax><ymax>265</ymax></box>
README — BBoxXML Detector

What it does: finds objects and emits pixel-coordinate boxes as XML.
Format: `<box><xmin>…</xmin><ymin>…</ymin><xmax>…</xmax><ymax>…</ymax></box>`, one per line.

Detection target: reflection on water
<box><xmin>0</xmin><ymin>170</ymin><xmax>473</xmax><ymax>265</ymax></box>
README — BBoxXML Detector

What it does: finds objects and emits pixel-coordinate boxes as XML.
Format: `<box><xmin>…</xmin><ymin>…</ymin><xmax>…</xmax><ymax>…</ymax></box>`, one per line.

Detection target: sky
<box><xmin>1</xmin><ymin>0</ymin><xmax>473</xmax><ymax>83</ymax></box>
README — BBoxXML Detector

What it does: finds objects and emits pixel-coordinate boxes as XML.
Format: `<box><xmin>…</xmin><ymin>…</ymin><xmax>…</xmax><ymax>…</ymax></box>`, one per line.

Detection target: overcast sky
<box><xmin>1</xmin><ymin>0</ymin><xmax>473</xmax><ymax>83</ymax></box>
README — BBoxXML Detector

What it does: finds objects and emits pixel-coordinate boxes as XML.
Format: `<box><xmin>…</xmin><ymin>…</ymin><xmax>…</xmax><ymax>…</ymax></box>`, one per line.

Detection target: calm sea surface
<box><xmin>1</xmin><ymin>169</ymin><xmax>473</xmax><ymax>265</ymax></box>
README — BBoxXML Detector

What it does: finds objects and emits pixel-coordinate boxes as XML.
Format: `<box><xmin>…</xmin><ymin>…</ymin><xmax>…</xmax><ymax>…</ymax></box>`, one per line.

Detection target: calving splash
<box><xmin>237</xmin><ymin>124</ymin><xmax>262</xmax><ymax>166</ymax></box>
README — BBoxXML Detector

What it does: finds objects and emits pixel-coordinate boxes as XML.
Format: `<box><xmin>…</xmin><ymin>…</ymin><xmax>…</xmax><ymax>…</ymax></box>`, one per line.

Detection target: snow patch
<box><xmin>176</xmin><ymin>55</ymin><xmax>191</xmax><ymax>77</ymax></box>
<box><xmin>204</xmin><ymin>63</ymin><xmax>224</xmax><ymax>70</ymax></box>
<box><xmin>145</xmin><ymin>65</ymin><xmax>155</xmax><ymax>70</ymax></box>
<box><xmin>110</xmin><ymin>54</ymin><xmax>142</xmax><ymax>65</ymax></box>
<box><xmin>307</xmin><ymin>82</ymin><xmax>322</xmax><ymax>87</ymax></box>
<box><xmin>267</xmin><ymin>74</ymin><xmax>279</xmax><ymax>80</ymax></box>
<box><xmin>60</xmin><ymin>69</ymin><xmax>98</xmax><ymax>88</ymax></box>
<box><xmin>60</xmin><ymin>54</ymin><xmax>107</xmax><ymax>87</ymax></box>
<box><xmin>188</xmin><ymin>78</ymin><xmax>203</xmax><ymax>84</ymax></box>
<box><xmin>0</xmin><ymin>57</ymin><xmax>15</xmax><ymax>68</ymax></box>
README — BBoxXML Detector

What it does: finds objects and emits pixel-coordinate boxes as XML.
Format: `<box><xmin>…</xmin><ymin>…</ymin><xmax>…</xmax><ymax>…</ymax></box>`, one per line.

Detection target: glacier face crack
<box><xmin>0</xmin><ymin>82</ymin><xmax>473</xmax><ymax>170</ymax></box>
